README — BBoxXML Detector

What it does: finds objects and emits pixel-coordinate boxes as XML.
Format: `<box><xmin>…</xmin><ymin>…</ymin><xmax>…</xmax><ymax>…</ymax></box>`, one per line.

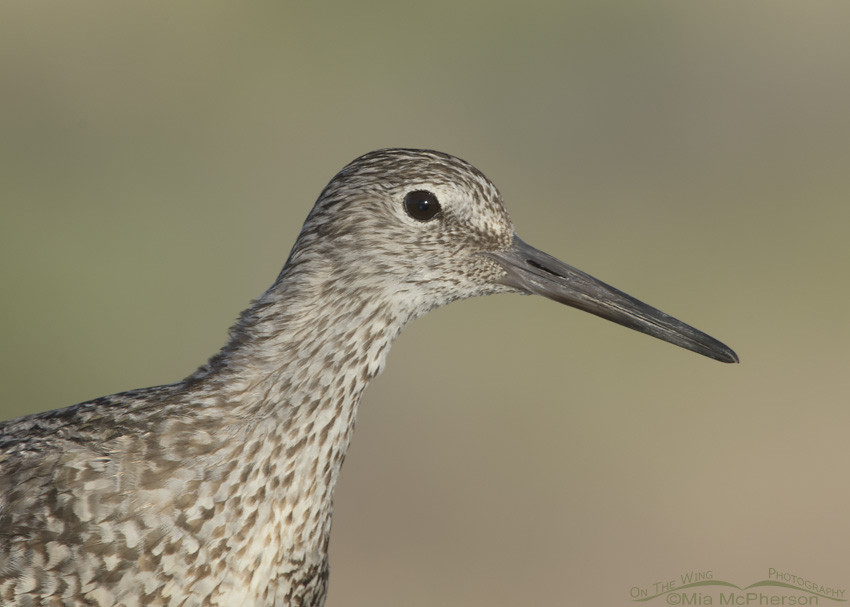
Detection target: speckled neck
<box><xmin>174</xmin><ymin>257</ymin><xmax>411</xmax><ymax>604</ymax></box>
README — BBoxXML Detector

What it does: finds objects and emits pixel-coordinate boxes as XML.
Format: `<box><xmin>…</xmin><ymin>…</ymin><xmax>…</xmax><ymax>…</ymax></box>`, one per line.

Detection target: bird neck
<box><xmin>203</xmin><ymin>261</ymin><xmax>410</xmax><ymax>420</ymax></box>
<box><xmin>181</xmin><ymin>258</ymin><xmax>411</xmax><ymax>569</ymax></box>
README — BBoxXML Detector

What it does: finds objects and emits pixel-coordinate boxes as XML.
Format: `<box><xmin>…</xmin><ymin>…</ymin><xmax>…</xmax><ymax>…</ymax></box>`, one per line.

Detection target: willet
<box><xmin>0</xmin><ymin>148</ymin><xmax>737</xmax><ymax>606</ymax></box>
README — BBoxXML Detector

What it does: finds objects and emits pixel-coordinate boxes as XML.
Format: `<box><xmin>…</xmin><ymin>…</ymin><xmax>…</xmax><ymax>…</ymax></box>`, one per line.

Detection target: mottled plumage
<box><xmin>0</xmin><ymin>149</ymin><xmax>736</xmax><ymax>606</ymax></box>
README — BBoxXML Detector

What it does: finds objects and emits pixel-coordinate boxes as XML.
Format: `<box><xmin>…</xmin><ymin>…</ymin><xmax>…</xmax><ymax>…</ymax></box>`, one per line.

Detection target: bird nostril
<box><xmin>526</xmin><ymin>259</ymin><xmax>564</xmax><ymax>279</ymax></box>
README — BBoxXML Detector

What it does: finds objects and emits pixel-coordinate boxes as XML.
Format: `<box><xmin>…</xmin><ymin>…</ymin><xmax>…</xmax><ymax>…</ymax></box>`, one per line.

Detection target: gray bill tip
<box><xmin>485</xmin><ymin>236</ymin><xmax>739</xmax><ymax>364</ymax></box>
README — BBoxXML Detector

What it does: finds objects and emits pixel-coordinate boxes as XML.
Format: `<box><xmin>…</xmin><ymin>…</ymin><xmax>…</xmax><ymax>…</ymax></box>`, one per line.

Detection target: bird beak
<box><xmin>485</xmin><ymin>236</ymin><xmax>738</xmax><ymax>363</ymax></box>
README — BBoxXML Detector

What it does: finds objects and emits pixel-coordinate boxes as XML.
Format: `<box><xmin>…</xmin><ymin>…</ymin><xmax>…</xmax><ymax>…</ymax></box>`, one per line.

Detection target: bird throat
<box><xmin>175</xmin><ymin>269</ymin><xmax>408</xmax><ymax>604</ymax></box>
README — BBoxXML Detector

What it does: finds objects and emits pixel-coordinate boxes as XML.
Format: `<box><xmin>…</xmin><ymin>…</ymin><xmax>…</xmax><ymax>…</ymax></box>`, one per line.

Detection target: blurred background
<box><xmin>1</xmin><ymin>1</ymin><xmax>848</xmax><ymax>605</ymax></box>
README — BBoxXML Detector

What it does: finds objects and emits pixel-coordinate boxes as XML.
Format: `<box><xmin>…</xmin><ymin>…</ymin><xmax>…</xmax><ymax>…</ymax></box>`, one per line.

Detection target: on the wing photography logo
<box><xmin>629</xmin><ymin>569</ymin><xmax>845</xmax><ymax>605</ymax></box>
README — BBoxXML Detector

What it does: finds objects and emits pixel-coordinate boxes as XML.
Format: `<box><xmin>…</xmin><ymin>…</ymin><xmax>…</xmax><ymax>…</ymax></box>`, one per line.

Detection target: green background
<box><xmin>2</xmin><ymin>2</ymin><xmax>848</xmax><ymax>605</ymax></box>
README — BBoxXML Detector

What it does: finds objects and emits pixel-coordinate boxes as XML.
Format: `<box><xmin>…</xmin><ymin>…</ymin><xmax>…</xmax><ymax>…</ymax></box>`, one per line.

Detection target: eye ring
<box><xmin>403</xmin><ymin>190</ymin><xmax>442</xmax><ymax>222</ymax></box>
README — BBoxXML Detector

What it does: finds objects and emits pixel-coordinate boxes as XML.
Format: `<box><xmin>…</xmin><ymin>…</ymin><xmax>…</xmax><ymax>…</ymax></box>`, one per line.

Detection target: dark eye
<box><xmin>403</xmin><ymin>190</ymin><xmax>441</xmax><ymax>222</ymax></box>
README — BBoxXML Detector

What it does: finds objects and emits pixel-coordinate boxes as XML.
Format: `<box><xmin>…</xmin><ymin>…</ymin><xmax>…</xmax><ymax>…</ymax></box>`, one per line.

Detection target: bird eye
<box><xmin>403</xmin><ymin>190</ymin><xmax>441</xmax><ymax>222</ymax></box>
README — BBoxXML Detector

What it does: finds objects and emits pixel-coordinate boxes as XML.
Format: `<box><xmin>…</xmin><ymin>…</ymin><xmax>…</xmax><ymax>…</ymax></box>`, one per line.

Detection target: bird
<box><xmin>0</xmin><ymin>148</ymin><xmax>737</xmax><ymax>606</ymax></box>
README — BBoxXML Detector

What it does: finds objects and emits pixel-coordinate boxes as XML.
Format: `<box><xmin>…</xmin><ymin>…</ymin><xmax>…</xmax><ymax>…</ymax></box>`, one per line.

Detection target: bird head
<box><xmin>281</xmin><ymin>148</ymin><xmax>737</xmax><ymax>363</ymax></box>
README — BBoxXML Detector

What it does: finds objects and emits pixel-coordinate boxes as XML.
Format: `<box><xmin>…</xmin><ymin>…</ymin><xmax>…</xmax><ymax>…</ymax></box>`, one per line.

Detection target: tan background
<box><xmin>1</xmin><ymin>2</ymin><xmax>848</xmax><ymax>605</ymax></box>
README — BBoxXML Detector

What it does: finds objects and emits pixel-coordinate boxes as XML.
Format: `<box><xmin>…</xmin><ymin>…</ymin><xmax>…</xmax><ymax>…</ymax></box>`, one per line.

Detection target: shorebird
<box><xmin>0</xmin><ymin>148</ymin><xmax>736</xmax><ymax>606</ymax></box>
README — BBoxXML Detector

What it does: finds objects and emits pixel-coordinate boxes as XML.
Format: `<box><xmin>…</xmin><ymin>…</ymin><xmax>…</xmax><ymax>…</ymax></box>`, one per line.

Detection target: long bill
<box><xmin>484</xmin><ymin>236</ymin><xmax>738</xmax><ymax>363</ymax></box>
